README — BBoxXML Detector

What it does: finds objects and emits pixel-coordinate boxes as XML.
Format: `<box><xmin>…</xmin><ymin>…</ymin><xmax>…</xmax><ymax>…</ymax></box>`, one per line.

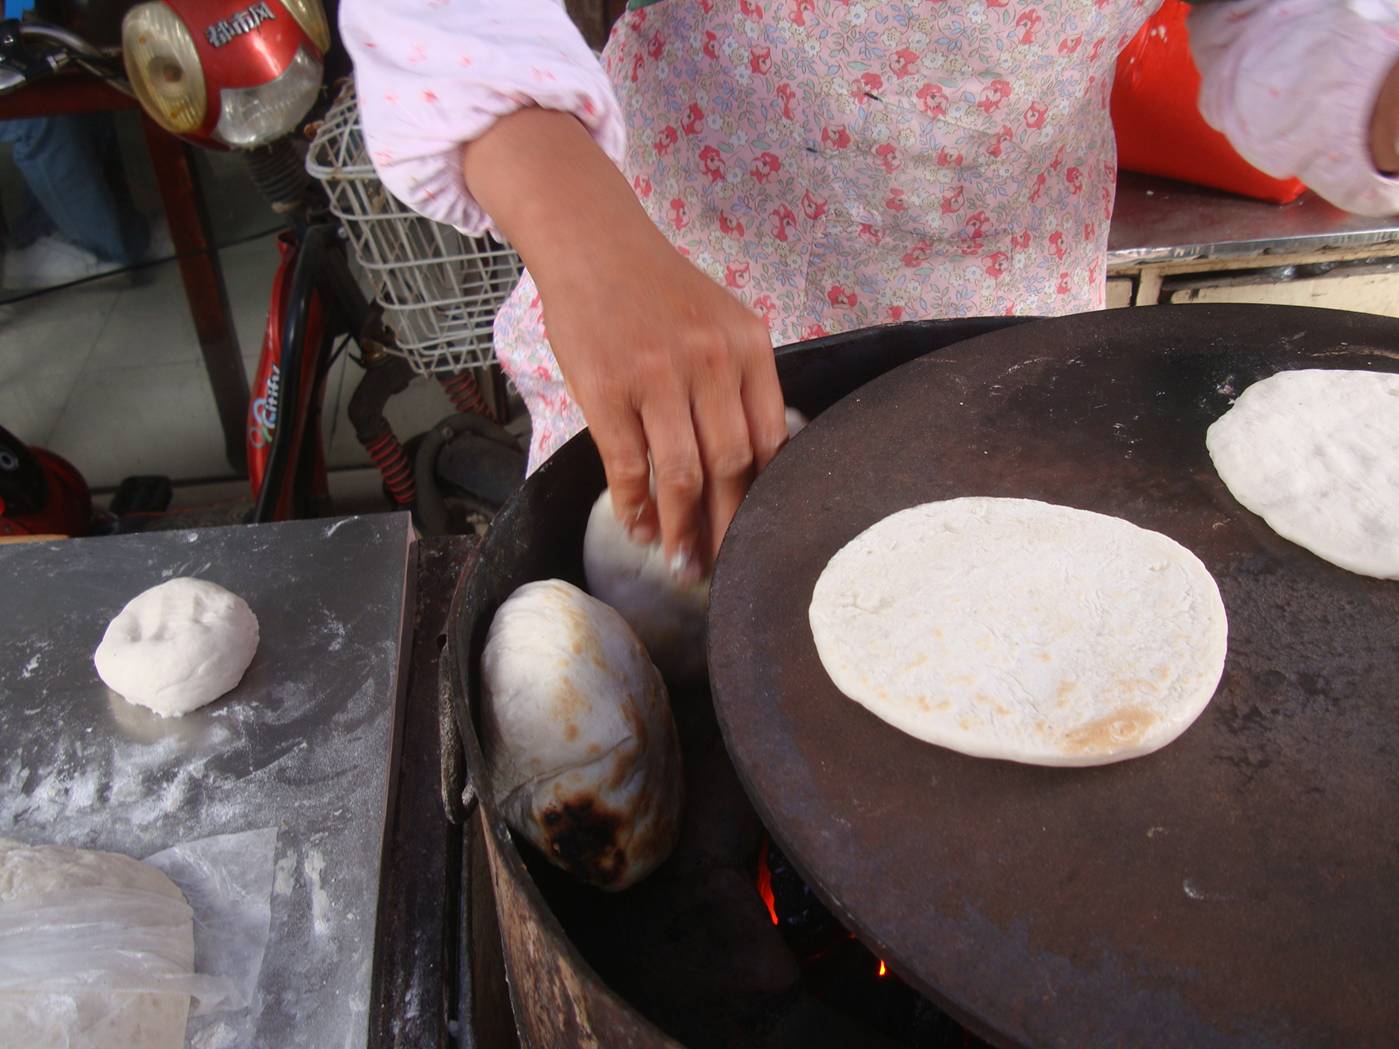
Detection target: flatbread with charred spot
<box><xmin>482</xmin><ymin>580</ymin><xmax>683</xmax><ymax>889</ymax></box>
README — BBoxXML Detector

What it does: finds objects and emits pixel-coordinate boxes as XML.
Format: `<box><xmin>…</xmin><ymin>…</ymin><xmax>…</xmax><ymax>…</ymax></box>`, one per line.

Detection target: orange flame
<box><xmin>878</xmin><ymin>960</ymin><xmax>888</xmax><ymax>977</ymax></box>
<box><xmin>756</xmin><ymin>839</ymin><xmax>779</xmax><ymax>926</ymax></box>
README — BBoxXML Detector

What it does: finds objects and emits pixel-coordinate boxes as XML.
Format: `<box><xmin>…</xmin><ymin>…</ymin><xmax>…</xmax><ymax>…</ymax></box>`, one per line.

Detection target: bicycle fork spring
<box><xmin>363</xmin><ymin>431</ymin><xmax>416</xmax><ymax>506</ymax></box>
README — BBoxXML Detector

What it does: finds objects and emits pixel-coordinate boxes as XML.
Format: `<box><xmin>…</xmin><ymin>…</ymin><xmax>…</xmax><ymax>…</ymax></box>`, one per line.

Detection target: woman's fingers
<box><xmin>739</xmin><ymin>334</ymin><xmax>790</xmax><ymax>475</ymax></box>
<box><xmin>588</xmin><ymin>398</ymin><xmax>658</xmax><ymax>545</ymax></box>
<box><xmin>641</xmin><ymin>386</ymin><xmax>706</xmax><ymax>582</ymax></box>
<box><xmin>692</xmin><ymin>363</ymin><xmax>757</xmax><ymax>569</ymax></box>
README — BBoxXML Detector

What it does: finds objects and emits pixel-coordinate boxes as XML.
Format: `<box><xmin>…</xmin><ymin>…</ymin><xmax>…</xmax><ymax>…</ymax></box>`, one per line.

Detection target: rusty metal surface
<box><xmin>444</xmin><ymin>472</ymin><xmax>684</xmax><ymax>1049</ymax></box>
<box><xmin>708</xmin><ymin>304</ymin><xmax>1399</xmax><ymax>1049</ymax></box>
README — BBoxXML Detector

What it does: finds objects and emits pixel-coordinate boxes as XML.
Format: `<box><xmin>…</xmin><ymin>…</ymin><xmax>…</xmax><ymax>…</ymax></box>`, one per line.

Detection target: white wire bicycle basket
<box><xmin>306</xmin><ymin>82</ymin><xmax>522</xmax><ymax>377</ymax></box>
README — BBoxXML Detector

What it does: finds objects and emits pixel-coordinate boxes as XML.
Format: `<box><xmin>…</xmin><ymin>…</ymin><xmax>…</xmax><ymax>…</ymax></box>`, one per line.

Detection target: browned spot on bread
<box><xmin>564</xmin><ymin>722</ymin><xmax>579</xmax><ymax>742</ymax></box>
<box><xmin>561</xmin><ymin>606</ymin><xmax>610</xmax><ymax>673</ymax></box>
<box><xmin>554</xmin><ymin>677</ymin><xmax>591</xmax><ymax>722</ymax></box>
<box><xmin>536</xmin><ymin>795</ymin><xmax>628</xmax><ymax>888</ymax></box>
<box><xmin>1061</xmin><ymin>705</ymin><xmax>1158</xmax><ymax>755</ymax></box>
<box><xmin>1035</xmin><ymin>651</ymin><xmax>1050</xmax><ymax>663</ymax></box>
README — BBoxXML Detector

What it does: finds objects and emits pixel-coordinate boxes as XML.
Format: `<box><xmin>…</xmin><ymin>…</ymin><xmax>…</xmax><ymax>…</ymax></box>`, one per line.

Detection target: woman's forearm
<box><xmin>461</xmin><ymin>107</ymin><xmax>668</xmax><ymax>296</ymax></box>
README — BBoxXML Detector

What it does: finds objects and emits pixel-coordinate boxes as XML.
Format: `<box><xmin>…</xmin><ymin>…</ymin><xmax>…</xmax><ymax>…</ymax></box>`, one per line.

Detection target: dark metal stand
<box><xmin>370</xmin><ymin>534</ymin><xmax>517</xmax><ymax>1049</ymax></box>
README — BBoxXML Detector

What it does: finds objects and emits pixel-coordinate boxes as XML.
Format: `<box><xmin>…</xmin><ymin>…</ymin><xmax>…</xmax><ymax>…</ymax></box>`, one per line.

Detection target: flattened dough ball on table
<box><xmin>809</xmin><ymin>498</ymin><xmax>1228</xmax><ymax>767</ymax></box>
<box><xmin>482</xmin><ymin>579</ymin><xmax>683</xmax><ymax>891</ymax></box>
<box><xmin>94</xmin><ymin>577</ymin><xmax>259</xmax><ymax>718</ymax></box>
<box><xmin>1207</xmin><ymin>368</ymin><xmax>1399</xmax><ymax>579</ymax></box>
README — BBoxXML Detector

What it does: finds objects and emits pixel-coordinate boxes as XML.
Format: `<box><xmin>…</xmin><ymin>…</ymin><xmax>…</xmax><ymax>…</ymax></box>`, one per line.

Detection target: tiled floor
<box><xmin>1</xmin><ymin>113</ymin><xmax>464</xmax><ymax>495</ymax></box>
<box><xmin>1</xmin><ymin>246</ymin><xmax>464</xmax><ymax>497</ymax></box>
<box><xmin>2</xmin><ymin>239</ymin><xmax>460</xmax><ymax>489</ymax></box>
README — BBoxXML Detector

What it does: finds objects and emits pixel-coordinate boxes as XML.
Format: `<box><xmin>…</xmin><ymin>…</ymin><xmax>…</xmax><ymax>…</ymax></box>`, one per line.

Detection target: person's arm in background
<box><xmin>342</xmin><ymin>0</ymin><xmax>787</xmax><ymax>579</ymax></box>
<box><xmin>1190</xmin><ymin>0</ymin><xmax>1399</xmax><ymax>215</ymax></box>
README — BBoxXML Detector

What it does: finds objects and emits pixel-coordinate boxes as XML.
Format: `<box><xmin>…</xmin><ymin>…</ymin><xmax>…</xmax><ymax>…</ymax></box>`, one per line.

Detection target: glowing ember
<box><xmin>756</xmin><ymin>839</ymin><xmax>779</xmax><ymax>925</ymax></box>
<box><xmin>878</xmin><ymin>960</ymin><xmax>888</xmax><ymax>977</ymax></box>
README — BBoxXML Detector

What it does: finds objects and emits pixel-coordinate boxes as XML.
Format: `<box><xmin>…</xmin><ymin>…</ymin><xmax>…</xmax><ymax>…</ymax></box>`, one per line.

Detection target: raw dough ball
<box><xmin>584</xmin><ymin>490</ymin><xmax>711</xmax><ymax>682</ymax></box>
<box><xmin>482</xmin><ymin>580</ymin><xmax>683</xmax><ymax>891</ymax></box>
<box><xmin>582</xmin><ymin>406</ymin><xmax>809</xmax><ymax>682</ymax></box>
<box><xmin>0</xmin><ymin>838</ymin><xmax>194</xmax><ymax>1049</ymax></box>
<box><xmin>94</xmin><ymin>577</ymin><xmax>259</xmax><ymax>717</ymax></box>
<box><xmin>1206</xmin><ymin>368</ymin><xmax>1399</xmax><ymax>579</ymax></box>
<box><xmin>809</xmin><ymin>498</ymin><xmax>1228</xmax><ymax>767</ymax></box>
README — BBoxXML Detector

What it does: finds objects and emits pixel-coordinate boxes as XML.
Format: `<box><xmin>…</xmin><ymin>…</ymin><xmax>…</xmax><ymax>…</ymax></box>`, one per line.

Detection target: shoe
<box><xmin>2</xmin><ymin>235</ymin><xmax>122</xmax><ymax>291</ymax></box>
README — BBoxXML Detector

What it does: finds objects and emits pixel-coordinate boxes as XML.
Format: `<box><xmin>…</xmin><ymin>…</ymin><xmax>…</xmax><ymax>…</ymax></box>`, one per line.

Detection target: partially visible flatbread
<box><xmin>1206</xmin><ymin>368</ymin><xmax>1399</xmax><ymax>579</ymax></box>
<box><xmin>809</xmin><ymin>498</ymin><xmax>1228</xmax><ymax>767</ymax></box>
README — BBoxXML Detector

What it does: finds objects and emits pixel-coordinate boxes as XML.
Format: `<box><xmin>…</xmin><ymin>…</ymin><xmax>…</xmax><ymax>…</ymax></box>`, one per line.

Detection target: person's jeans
<box><xmin>0</xmin><ymin>114</ymin><xmax>149</xmax><ymax>264</ymax></box>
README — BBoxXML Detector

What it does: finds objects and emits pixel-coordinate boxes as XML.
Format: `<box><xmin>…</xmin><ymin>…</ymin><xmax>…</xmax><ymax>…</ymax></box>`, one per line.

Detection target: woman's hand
<box><xmin>464</xmin><ymin>108</ymin><xmax>789</xmax><ymax>579</ymax></box>
<box><xmin>540</xmin><ymin>224</ymin><xmax>787</xmax><ymax>581</ymax></box>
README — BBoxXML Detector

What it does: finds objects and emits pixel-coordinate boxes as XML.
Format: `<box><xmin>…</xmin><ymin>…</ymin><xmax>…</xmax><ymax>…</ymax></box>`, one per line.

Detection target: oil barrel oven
<box><xmin>444</xmin><ymin>307</ymin><xmax>1399</xmax><ymax>1049</ymax></box>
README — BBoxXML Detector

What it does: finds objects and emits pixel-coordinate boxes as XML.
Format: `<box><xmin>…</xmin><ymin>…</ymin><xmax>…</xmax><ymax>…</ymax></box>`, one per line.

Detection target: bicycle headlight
<box><xmin>278</xmin><ymin>0</ymin><xmax>330</xmax><ymax>54</ymax></box>
<box><xmin>122</xmin><ymin>2</ymin><xmax>208</xmax><ymax>136</ymax></box>
<box><xmin>214</xmin><ymin>45</ymin><xmax>323</xmax><ymax>147</ymax></box>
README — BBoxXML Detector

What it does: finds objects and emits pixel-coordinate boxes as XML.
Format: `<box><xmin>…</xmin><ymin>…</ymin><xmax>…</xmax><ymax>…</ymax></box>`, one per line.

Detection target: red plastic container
<box><xmin>1111</xmin><ymin>0</ymin><xmax>1307</xmax><ymax>204</ymax></box>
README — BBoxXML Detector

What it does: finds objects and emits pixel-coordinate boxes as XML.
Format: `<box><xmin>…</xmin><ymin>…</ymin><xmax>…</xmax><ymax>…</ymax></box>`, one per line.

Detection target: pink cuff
<box><xmin>342</xmin><ymin>0</ymin><xmax>626</xmax><ymax>236</ymax></box>
<box><xmin>1191</xmin><ymin>0</ymin><xmax>1399</xmax><ymax>217</ymax></box>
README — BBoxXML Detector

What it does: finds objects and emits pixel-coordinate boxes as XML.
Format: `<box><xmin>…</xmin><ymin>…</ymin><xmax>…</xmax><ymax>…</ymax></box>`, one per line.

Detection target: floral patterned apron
<box><xmin>494</xmin><ymin>0</ymin><xmax>1154</xmax><ymax>468</ymax></box>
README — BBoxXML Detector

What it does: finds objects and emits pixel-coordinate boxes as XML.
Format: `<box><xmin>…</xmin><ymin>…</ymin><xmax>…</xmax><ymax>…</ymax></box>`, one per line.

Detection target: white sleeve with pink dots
<box><xmin>1190</xmin><ymin>0</ymin><xmax>1399</xmax><ymax>216</ymax></box>
<box><xmin>340</xmin><ymin>0</ymin><xmax>626</xmax><ymax>235</ymax></box>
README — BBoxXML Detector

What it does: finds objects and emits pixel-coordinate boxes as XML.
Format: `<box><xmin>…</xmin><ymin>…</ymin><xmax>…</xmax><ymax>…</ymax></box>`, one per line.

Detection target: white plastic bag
<box><xmin>144</xmin><ymin>828</ymin><xmax>276</xmax><ymax>1021</ymax></box>
<box><xmin>0</xmin><ymin>829</ymin><xmax>275</xmax><ymax>1049</ymax></box>
<box><xmin>0</xmin><ymin>887</ymin><xmax>236</xmax><ymax>1009</ymax></box>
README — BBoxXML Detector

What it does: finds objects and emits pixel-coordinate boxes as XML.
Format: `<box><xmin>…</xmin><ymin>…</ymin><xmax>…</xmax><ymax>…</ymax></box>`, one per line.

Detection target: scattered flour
<box><xmin>273</xmin><ymin>853</ymin><xmax>297</xmax><ymax>895</ymax></box>
<box><xmin>304</xmin><ymin>849</ymin><xmax>330</xmax><ymax>935</ymax></box>
<box><xmin>188</xmin><ymin>1020</ymin><xmax>237</xmax><ymax>1049</ymax></box>
<box><xmin>0</xmin><ymin>723</ymin><xmax>226</xmax><ymax>840</ymax></box>
<box><xmin>325</xmin><ymin>620</ymin><xmax>347</xmax><ymax>653</ymax></box>
<box><xmin>322</xmin><ymin>517</ymin><xmax>357</xmax><ymax>538</ymax></box>
<box><xmin>1182</xmin><ymin>879</ymin><xmax>1231</xmax><ymax>902</ymax></box>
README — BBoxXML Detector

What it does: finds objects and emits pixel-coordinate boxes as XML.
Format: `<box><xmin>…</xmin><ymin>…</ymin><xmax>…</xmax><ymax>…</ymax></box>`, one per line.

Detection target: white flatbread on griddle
<box><xmin>809</xmin><ymin>498</ymin><xmax>1228</xmax><ymax>767</ymax></box>
<box><xmin>1206</xmin><ymin>368</ymin><xmax>1399</xmax><ymax>579</ymax></box>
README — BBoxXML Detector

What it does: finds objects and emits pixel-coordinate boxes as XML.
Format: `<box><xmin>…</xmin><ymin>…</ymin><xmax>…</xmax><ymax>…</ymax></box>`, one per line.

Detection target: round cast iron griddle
<box><xmin>707</xmin><ymin>304</ymin><xmax>1399</xmax><ymax>1049</ymax></box>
